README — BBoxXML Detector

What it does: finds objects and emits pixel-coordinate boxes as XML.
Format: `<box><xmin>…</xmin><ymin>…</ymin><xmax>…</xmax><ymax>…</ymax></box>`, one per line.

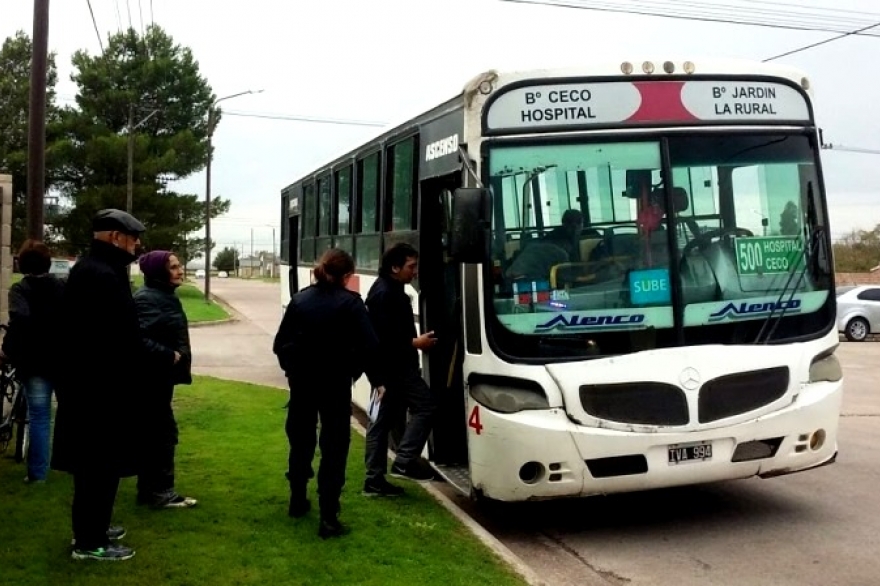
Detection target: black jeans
<box><xmin>286</xmin><ymin>377</ymin><xmax>352</xmax><ymax>519</ymax></box>
<box><xmin>365</xmin><ymin>369</ymin><xmax>436</xmax><ymax>482</ymax></box>
<box><xmin>136</xmin><ymin>389</ymin><xmax>179</xmax><ymax>503</ymax></box>
<box><xmin>72</xmin><ymin>471</ymin><xmax>120</xmax><ymax>550</ymax></box>
<box><xmin>137</xmin><ymin>443</ymin><xmax>175</xmax><ymax>503</ymax></box>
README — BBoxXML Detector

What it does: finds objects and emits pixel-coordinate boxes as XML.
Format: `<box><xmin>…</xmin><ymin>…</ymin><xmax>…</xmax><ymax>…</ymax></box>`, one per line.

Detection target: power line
<box><xmin>114</xmin><ymin>0</ymin><xmax>123</xmax><ymax>32</ymax></box>
<box><xmin>85</xmin><ymin>0</ymin><xmax>104</xmax><ymax>53</ymax></box>
<box><xmin>224</xmin><ymin>110</ymin><xmax>388</xmax><ymax>127</ymax></box>
<box><xmin>572</xmin><ymin>0</ymin><xmax>880</xmax><ymax>31</ymax></box>
<box><xmin>763</xmin><ymin>21</ymin><xmax>880</xmax><ymax>61</ymax></box>
<box><xmin>498</xmin><ymin>0</ymin><xmax>880</xmax><ymax>37</ymax></box>
<box><xmin>54</xmin><ymin>94</ymin><xmax>391</xmax><ymax>128</ymax></box>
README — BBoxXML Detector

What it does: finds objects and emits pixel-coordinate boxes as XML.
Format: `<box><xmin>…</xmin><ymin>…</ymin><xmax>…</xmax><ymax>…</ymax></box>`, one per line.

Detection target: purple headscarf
<box><xmin>139</xmin><ymin>250</ymin><xmax>173</xmax><ymax>283</ymax></box>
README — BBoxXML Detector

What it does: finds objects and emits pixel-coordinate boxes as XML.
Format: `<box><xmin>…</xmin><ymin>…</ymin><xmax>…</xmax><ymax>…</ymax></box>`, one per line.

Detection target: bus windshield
<box><xmin>486</xmin><ymin>132</ymin><xmax>833</xmax><ymax>361</ymax></box>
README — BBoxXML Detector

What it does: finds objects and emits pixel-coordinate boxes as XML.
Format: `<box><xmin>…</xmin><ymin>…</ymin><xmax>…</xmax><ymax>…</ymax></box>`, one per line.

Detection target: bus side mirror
<box><xmin>450</xmin><ymin>187</ymin><xmax>491</xmax><ymax>263</ymax></box>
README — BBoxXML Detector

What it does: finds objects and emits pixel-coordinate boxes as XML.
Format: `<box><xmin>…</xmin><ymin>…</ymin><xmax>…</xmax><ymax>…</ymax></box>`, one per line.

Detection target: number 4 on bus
<box><xmin>468</xmin><ymin>405</ymin><xmax>483</xmax><ymax>435</ymax></box>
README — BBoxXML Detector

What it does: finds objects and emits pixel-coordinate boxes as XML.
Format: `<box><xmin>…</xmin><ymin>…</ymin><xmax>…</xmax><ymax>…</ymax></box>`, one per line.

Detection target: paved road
<box><xmin>446</xmin><ymin>341</ymin><xmax>880</xmax><ymax>586</ymax></box>
<box><xmin>188</xmin><ymin>278</ymin><xmax>286</xmax><ymax>389</ymax></box>
<box><xmin>190</xmin><ymin>278</ymin><xmax>880</xmax><ymax>586</ymax></box>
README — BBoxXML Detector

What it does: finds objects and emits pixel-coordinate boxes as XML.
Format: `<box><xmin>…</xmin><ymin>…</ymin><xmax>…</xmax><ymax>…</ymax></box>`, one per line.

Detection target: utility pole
<box><xmin>127</xmin><ymin>106</ymin><xmax>134</xmax><ymax>214</ymax></box>
<box><xmin>27</xmin><ymin>0</ymin><xmax>50</xmax><ymax>240</ymax></box>
<box><xmin>250</xmin><ymin>227</ymin><xmax>254</xmax><ymax>279</ymax></box>
<box><xmin>205</xmin><ymin>109</ymin><xmax>214</xmax><ymax>298</ymax></box>
<box><xmin>204</xmin><ymin>89</ymin><xmax>263</xmax><ymax>300</ymax></box>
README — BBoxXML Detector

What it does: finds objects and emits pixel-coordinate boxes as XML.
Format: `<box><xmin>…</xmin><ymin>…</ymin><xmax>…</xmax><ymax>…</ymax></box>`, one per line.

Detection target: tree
<box><xmin>213</xmin><ymin>246</ymin><xmax>238</xmax><ymax>273</ymax></box>
<box><xmin>176</xmin><ymin>235</ymin><xmax>209</xmax><ymax>276</ymax></box>
<box><xmin>833</xmin><ymin>225</ymin><xmax>880</xmax><ymax>273</ymax></box>
<box><xmin>0</xmin><ymin>31</ymin><xmax>64</xmax><ymax>250</ymax></box>
<box><xmin>53</xmin><ymin>25</ymin><xmax>230</xmax><ymax>254</ymax></box>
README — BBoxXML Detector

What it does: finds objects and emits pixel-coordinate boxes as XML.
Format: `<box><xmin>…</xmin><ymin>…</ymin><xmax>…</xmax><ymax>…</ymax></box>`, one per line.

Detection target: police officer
<box><xmin>273</xmin><ymin>248</ymin><xmax>385</xmax><ymax>539</ymax></box>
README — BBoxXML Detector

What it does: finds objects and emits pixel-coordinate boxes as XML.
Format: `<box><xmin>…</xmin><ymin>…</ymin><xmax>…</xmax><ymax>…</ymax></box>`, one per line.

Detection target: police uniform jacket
<box><xmin>273</xmin><ymin>283</ymin><xmax>384</xmax><ymax>389</ymax></box>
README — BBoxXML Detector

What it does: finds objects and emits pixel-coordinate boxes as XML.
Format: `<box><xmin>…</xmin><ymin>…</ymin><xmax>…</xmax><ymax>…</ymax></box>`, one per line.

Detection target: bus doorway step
<box><xmin>432</xmin><ymin>464</ymin><xmax>471</xmax><ymax>495</ymax></box>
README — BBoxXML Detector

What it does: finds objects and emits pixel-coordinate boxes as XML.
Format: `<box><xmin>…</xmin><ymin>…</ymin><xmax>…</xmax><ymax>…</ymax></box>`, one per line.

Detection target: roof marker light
<box><xmin>683</xmin><ymin>61</ymin><xmax>696</xmax><ymax>74</ymax></box>
<box><xmin>663</xmin><ymin>61</ymin><xmax>675</xmax><ymax>74</ymax></box>
<box><xmin>642</xmin><ymin>61</ymin><xmax>655</xmax><ymax>74</ymax></box>
<box><xmin>621</xmin><ymin>61</ymin><xmax>633</xmax><ymax>75</ymax></box>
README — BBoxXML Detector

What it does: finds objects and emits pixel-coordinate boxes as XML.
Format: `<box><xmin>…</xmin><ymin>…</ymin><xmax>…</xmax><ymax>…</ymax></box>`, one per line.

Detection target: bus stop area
<box><xmin>192</xmin><ymin>277</ymin><xmax>880</xmax><ymax>586</ymax></box>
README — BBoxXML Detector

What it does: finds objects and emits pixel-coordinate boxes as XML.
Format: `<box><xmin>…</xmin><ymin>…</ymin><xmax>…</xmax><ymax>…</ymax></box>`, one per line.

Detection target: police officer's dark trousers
<box><xmin>286</xmin><ymin>374</ymin><xmax>352</xmax><ymax>520</ymax></box>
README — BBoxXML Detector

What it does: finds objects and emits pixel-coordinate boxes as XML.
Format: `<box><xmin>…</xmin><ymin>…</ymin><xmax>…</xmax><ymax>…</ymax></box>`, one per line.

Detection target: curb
<box><xmin>189</xmin><ymin>317</ymin><xmax>238</xmax><ymax>328</ymax></box>
<box><xmin>188</xmin><ymin>289</ymin><xmax>241</xmax><ymax>327</ymax></box>
<box><xmin>348</xmin><ymin>414</ymin><xmax>547</xmax><ymax>586</ymax></box>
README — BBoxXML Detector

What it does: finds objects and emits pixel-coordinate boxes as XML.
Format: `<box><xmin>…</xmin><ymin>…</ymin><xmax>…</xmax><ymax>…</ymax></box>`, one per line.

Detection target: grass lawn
<box><xmin>174</xmin><ymin>282</ymin><xmax>230</xmax><ymax>323</ymax></box>
<box><xmin>129</xmin><ymin>275</ymin><xmax>229</xmax><ymax>324</ymax></box>
<box><xmin>0</xmin><ymin>376</ymin><xmax>526</xmax><ymax>586</ymax></box>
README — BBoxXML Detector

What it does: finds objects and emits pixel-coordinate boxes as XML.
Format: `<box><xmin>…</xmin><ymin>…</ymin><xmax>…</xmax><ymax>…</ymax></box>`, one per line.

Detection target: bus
<box><xmin>279</xmin><ymin>58</ymin><xmax>842</xmax><ymax>503</ymax></box>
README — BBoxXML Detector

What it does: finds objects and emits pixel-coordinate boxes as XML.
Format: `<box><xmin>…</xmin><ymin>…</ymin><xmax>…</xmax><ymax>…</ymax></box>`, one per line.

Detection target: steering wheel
<box><xmin>680</xmin><ymin>226</ymin><xmax>754</xmax><ymax>258</ymax></box>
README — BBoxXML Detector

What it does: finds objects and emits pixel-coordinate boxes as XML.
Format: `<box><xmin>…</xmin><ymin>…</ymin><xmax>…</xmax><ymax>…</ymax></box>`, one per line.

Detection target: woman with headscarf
<box><xmin>133</xmin><ymin>250</ymin><xmax>197</xmax><ymax>509</ymax></box>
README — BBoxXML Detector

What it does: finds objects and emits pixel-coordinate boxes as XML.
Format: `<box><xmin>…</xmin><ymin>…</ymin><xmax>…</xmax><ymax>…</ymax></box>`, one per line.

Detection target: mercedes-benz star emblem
<box><xmin>679</xmin><ymin>367</ymin><xmax>702</xmax><ymax>390</ymax></box>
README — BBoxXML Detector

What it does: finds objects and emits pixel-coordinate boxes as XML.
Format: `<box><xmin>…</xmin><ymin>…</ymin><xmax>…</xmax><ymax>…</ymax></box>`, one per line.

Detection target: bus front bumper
<box><xmin>468</xmin><ymin>379</ymin><xmax>842</xmax><ymax>502</ymax></box>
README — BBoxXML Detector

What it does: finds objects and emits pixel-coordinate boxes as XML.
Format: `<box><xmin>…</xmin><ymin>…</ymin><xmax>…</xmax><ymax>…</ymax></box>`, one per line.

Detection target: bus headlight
<box><xmin>809</xmin><ymin>351</ymin><xmax>842</xmax><ymax>383</ymax></box>
<box><xmin>469</xmin><ymin>379</ymin><xmax>550</xmax><ymax>414</ymax></box>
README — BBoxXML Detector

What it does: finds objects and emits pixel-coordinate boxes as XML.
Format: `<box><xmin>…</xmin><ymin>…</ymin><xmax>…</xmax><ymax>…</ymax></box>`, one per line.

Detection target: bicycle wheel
<box><xmin>0</xmin><ymin>376</ymin><xmax>15</xmax><ymax>452</ymax></box>
<box><xmin>12</xmin><ymin>381</ymin><xmax>27</xmax><ymax>463</ymax></box>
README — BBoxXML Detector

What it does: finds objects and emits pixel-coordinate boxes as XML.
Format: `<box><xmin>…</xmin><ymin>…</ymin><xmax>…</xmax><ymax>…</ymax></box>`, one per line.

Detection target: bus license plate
<box><xmin>668</xmin><ymin>441</ymin><xmax>713</xmax><ymax>465</ymax></box>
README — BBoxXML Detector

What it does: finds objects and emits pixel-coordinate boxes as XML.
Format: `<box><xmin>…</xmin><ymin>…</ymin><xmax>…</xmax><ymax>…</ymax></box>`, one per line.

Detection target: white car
<box><xmin>836</xmin><ymin>285</ymin><xmax>880</xmax><ymax>341</ymax></box>
<box><xmin>195</xmin><ymin>269</ymin><xmax>206</xmax><ymax>279</ymax></box>
<box><xmin>218</xmin><ymin>271</ymin><xmax>229</xmax><ymax>278</ymax></box>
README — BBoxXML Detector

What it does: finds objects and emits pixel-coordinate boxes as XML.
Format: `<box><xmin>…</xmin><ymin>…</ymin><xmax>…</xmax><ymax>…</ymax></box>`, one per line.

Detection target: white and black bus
<box><xmin>279</xmin><ymin>59</ymin><xmax>841</xmax><ymax>502</ymax></box>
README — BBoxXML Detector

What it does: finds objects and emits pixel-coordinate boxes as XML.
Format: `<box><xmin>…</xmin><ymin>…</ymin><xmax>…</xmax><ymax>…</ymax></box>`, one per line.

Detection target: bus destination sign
<box><xmin>734</xmin><ymin>236</ymin><xmax>804</xmax><ymax>276</ymax></box>
<box><xmin>485</xmin><ymin>80</ymin><xmax>811</xmax><ymax>132</ymax></box>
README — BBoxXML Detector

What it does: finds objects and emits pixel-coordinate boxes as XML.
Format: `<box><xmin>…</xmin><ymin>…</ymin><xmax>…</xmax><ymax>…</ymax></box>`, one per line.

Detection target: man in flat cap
<box><xmin>52</xmin><ymin>209</ymin><xmax>147</xmax><ymax>561</ymax></box>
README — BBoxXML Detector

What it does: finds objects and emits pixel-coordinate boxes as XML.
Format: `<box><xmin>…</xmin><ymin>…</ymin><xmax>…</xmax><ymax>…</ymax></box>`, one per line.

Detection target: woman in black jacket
<box><xmin>2</xmin><ymin>240</ymin><xmax>65</xmax><ymax>483</ymax></box>
<box><xmin>273</xmin><ymin>248</ymin><xmax>385</xmax><ymax>539</ymax></box>
<box><xmin>133</xmin><ymin>250</ymin><xmax>196</xmax><ymax>509</ymax></box>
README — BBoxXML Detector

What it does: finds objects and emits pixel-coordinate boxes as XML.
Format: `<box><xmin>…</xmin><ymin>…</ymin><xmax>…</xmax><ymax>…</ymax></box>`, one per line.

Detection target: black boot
<box><xmin>318</xmin><ymin>515</ymin><xmax>349</xmax><ymax>539</ymax></box>
<box><xmin>289</xmin><ymin>496</ymin><xmax>311</xmax><ymax>518</ymax></box>
<box><xmin>288</xmin><ymin>483</ymin><xmax>310</xmax><ymax>518</ymax></box>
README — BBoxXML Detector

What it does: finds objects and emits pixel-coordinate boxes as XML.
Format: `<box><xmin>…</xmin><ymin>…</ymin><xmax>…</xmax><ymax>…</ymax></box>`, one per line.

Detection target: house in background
<box><xmin>236</xmin><ymin>253</ymin><xmax>278</xmax><ymax>279</ymax></box>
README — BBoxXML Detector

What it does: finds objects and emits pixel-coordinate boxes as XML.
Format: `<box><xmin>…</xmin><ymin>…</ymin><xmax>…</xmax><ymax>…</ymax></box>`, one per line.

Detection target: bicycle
<box><xmin>0</xmin><ymin>326</ymin><xmax>28</xmax><ymax>463</ymax></box>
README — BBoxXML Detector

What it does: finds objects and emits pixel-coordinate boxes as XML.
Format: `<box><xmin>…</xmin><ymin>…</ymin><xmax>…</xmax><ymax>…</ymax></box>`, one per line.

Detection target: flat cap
<box><xmin>91</xmin><ymin>209</ymin><xmax>146</xmax><ymax>236</ymax></box>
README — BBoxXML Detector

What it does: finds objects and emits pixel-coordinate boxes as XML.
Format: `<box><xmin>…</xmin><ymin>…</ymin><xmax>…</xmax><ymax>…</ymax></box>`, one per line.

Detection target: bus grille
<box><xmin>698</xmin><ymin>366</ymin><xmax>790</xmax><ymax>423</ymax></box>
<box><xmin>579</xmin><ymin>382</ymin><xmax>688</xmax><ymax>426</ymax></box>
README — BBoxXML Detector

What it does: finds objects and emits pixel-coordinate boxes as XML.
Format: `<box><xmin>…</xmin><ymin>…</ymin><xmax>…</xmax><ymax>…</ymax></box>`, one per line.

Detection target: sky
<box><xmin>2</xmin><ymin>0</ymin><xmax>879</xmax><ymax>257</ymax></box>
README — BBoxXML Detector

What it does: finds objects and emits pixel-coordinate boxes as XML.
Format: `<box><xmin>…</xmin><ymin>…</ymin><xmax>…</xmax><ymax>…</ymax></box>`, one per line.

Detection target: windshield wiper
<box><xmin>753</xmin><ymin>183</ymin><xmax>825</xmax><ymax>344</ymax></box>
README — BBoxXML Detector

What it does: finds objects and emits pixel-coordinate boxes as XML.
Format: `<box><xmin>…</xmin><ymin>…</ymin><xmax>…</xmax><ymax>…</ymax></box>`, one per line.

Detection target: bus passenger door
<box><xmin>419</xmin><ymin>176</ymin><xmax>468</xmax><ymax>469</ymax></box>
<box><xmin>287</xmin><ymin>212</ymin><xmax>299</xmax><ymax>295</ymax></box>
